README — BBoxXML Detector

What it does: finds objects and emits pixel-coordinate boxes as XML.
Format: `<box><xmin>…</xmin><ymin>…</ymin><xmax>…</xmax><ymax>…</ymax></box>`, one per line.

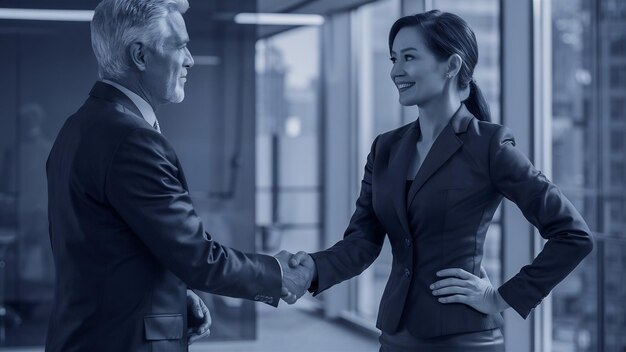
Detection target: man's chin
<box><xmin>168</xmin><ymin>91</ymin><xmax>185</xmax><ymax>104</ymax></box>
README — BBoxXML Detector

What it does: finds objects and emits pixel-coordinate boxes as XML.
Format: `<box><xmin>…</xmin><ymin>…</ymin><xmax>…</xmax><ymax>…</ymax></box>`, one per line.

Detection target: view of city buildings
<box><xmin>551</xmin><ymin>0</ymin><xmax>626</xmax><ymax>350</ymax></box>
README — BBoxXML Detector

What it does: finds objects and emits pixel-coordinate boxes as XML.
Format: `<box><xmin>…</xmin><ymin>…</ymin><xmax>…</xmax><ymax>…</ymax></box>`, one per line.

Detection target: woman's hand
<box><xmin>430</xmin><ymin>267</ymin><xmax>509</xmax><ymax>315</ymax></box>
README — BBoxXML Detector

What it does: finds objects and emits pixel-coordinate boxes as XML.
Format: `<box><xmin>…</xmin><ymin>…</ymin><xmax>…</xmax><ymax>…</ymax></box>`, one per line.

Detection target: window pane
<box><xmin>605</xmin><ymin>241</ymin><xmax>626</xmax><ymax>350</ymax></box>
<box><xmin>278</xmin><ymin>191</ymin><xmax>320</xmax><ymax>225</ymax></box>
<box><xmin>552</xmin><ymin>251</ymin><xmax>598</xmax><ymax>351</ymax></box>
<box><xmin>350</xmin><ymin>0</ymin><xmax>401</xmax><ymax>323</ymax></box>
<box><xmin>550</xmin><ymin>0</ymin><xmax>598</xmax><ymax>349</ymax></box>
<box><xmin>255</xmin><ymin>27</ymin><xmax>322</xmax><ymax>255</ymax></box>
<box><xmin>279</xmin><ymin>135</ymin><xmax>319</xmax><ymax>188</ymax></box>
<box><xmin>551</xmin><ymin>0</ymin><xmax>626</xmax><ymax>350</ymax></box>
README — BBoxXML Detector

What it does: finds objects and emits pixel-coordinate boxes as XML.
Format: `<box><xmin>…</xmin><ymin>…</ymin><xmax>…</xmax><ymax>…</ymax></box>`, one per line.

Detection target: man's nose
<box><xmin>184</xmin><ymin>47</ymin><xmax>194</xmax><ymax>68</ymax></box>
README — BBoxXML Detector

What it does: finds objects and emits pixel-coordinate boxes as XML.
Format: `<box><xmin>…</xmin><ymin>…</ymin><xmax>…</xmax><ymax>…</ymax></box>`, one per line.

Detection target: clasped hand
<box><xmin>274</xmin><ymin>250</ymin><xmax>317</xmax><ymax>304</ymax></box>
<box><xmin>430</xmin><ymin>267</ymin><xmax>509</xmax><ymax>314</ymax></box>
<box><xmin>186</xmin><ymin>290</ymin><xmax>211</xmax><ymax>344</ymax></box>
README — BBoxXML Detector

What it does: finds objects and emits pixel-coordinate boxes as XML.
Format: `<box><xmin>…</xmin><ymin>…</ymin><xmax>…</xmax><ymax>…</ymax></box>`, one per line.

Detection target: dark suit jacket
<box><xmin>310</xmin><ymin>104</ymin><xmax>593</xmax><ymax>338</ymax></box>
<box><xmin>45</xmin><ymin>82</ymin><xmax>282</xmax><ymax>352</ymax></box>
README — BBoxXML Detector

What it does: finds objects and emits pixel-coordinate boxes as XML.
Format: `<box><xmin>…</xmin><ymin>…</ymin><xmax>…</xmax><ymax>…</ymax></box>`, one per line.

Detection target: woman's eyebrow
<box><xmin>390</xmin><ymin>47</ymin><xmax>419</xmax><ymax>55</ymax></box>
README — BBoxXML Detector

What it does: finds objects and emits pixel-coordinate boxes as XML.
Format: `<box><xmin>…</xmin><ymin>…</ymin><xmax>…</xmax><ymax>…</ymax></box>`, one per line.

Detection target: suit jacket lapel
<box><xmin>406</xmin><ymin>105</ymin><xmax>474</xmax><ymax>209</ymax></box>
<box><xmin>388</xmin><ymin>122</ymin><xmax>419</xmax><ymax>237</ymax></box>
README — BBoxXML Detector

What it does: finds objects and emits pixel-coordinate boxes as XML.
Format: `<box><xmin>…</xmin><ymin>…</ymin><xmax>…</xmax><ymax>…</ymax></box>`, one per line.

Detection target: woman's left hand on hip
<box><xmin>430</xmin><ymin>267</ymin><xmax>508</xmax><ymax>314</ymax></box>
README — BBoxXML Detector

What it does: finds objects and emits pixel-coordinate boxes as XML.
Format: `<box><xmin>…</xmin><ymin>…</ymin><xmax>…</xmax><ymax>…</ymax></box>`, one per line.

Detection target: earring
<box><xmin>445</xmin><ymin>73</ymin><xmax>453</xmax><ymax>79</ymax></box>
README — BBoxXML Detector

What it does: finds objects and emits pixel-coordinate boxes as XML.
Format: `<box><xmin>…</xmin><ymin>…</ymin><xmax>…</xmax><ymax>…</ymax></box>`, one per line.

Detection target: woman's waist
<box><xmin>380</xmin><ymin>326</ymin><xmax>504</xmax><ymax>350</ymax></box>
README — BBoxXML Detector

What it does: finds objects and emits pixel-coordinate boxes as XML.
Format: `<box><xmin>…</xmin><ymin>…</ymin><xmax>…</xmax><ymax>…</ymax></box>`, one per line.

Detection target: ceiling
<box><xmin>0</xmin><ymin>0</ymin><xmax>378</xmax><ymax>38</ymax></box>
<box><xmin>256</xmin><ymin>0</ymin><xmax>377</xmax><ymax>37</ymax></box>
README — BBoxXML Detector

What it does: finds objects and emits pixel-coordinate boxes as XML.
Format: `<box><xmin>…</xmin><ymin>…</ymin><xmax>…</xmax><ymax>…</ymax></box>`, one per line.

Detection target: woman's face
<box><xmin>390</xmin><ymin>26</ymin><xmax>448</xmax><ymax>106</ymax></box>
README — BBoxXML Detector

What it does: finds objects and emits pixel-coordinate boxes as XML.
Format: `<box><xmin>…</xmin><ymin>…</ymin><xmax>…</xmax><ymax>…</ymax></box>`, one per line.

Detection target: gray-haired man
<box><xmin>45</xmin><ymin>1</ymin><xmax>310</xmax><ymax>351</ymax></box>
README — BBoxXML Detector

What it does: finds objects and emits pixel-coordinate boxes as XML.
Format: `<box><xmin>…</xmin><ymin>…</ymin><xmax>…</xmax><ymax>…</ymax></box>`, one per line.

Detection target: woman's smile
<box><xmin>396</xmin><ymin>81</ymin><xmax>416</xmax><ymax>92</ymax></box>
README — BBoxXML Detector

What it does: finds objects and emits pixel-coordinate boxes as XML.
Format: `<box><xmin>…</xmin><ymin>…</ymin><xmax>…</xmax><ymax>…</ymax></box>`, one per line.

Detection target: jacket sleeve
<box><xmin>490</xmin><ymin>126</ymin><xmax>594</xmax><ymax>318</ymax></box>
<box><xmin>309</xmin><ymin>136</ymin><xmax>386</xmax><ymax>295</ymax></box>
<box><xmin>105</xmin><ymin>128</ymin><xmax>282</xmax><ymax>306</ymax></box>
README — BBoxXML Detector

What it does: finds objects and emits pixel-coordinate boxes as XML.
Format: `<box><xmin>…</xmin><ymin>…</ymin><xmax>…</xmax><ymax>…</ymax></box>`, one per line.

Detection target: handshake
<box><xmin>274</xmin><ymin>250</ymin><xmax>317</xmax><ymax>304</ymax></box>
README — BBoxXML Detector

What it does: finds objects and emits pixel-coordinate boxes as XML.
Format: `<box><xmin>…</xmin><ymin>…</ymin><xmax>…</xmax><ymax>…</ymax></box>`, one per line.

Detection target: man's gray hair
<box><xmin>91</xmin><ymin>0</ymin><xmax>189</xmax><ymax>79</ymax></box>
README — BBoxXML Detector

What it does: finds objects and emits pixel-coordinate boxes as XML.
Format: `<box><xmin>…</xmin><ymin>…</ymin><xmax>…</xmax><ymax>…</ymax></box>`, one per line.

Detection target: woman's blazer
<box><xmin>310</xmin><ymin>104</ymin><xmax>593</xmax><ymax>338</ymax></box>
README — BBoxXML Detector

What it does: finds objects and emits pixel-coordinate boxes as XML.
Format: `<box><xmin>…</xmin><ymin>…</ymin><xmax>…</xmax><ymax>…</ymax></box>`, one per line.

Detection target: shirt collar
<box><xmin>101</xmin><ymin>79</ymin><xmax>158</xmax><ymax>128</ymax></box>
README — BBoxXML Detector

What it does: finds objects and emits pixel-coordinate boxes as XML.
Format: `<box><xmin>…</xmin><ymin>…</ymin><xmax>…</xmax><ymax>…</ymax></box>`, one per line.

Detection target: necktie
<box><xmin>153</xmin><ymin>119</ymin><xmax>161</xmax><ymax>133</ymax></box>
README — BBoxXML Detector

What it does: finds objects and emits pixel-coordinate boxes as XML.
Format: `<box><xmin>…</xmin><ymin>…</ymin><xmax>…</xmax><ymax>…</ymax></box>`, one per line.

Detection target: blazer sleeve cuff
<box><xmin>308</xmin><ymin>252</ymin><xmax>330</xmax><ymax>296</ymax></box>
<box><xmin>251</xmin><ymin>254</ymin><xmax>283</xmax><ymax>307</ymax></box>
<box><xmin>497</xmin><ymin>279</ymin><xmax>542</xmax><ymax>319</ymax></box>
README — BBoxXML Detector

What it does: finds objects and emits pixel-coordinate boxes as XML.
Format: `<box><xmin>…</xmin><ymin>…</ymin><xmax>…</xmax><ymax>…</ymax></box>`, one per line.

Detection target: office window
<box><xmin>0</xmin><ymin>27</ymin><xmax>93</xmax><ymax>348</ymax></box>
<box><xmin>610</xmin><ymin>97</ymin><xmax>626</xmax><ymax>122</ymax></box>
<box><xmin>550</xmin><ymin>0</ymin><xmax>626</xmax><ymax>350</ymax></box>
<box><xmin>347</xmin><ymin>0</ymin><xmax>402</xmax><ymax>322</ymax></box>
<box><xmin>610</xmin><ymin>130</ymin><xmax>624</xmax><ymax>152</ymax></box>
<box><xmin>255</xmin><ymin>27</ymin><xmax>322</xmax><ymax>262</ymax></box>
<box><xmin>611</xmin><ymin>65</ymin><xmax>626</xmax><ymax>89</ymax></box>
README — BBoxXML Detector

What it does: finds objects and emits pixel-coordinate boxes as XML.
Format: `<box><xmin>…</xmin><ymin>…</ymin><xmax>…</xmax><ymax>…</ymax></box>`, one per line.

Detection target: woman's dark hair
<box><xmin>388</xmin><ymin>10</ymin><xmax>491</xmax><ymax>122</ymax></box>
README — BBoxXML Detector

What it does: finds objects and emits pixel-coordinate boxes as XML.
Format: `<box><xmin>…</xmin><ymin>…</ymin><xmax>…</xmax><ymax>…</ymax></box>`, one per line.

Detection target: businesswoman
<box><xmin>289</xmin><ymin>10</ymin><xmax>594</xmax><ymax>351</ymax></box>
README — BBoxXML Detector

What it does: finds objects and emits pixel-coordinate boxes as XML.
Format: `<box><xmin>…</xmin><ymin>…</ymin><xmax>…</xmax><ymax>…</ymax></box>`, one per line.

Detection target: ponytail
<box><xmin>464</xmin><ymin>80</ymin><xmax>491</xmax><ymax>122</ymax></box>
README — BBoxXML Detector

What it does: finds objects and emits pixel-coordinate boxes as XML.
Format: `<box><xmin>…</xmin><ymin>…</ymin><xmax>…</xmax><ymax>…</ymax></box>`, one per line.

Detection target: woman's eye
<box><xmin>390</xmin><ymin>57</ymin><xmax>397</xmax><ymax>63</ymax></box>
<box><xmin>405</xmin><ymin>55</ymin><xmax>414</xmax><ymax>61</ymax></box>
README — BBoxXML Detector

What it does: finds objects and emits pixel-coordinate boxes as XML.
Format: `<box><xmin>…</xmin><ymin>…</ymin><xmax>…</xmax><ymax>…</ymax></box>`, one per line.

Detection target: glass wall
<box><xmin>255</xmin><ymin>27</ymin><xmax>322</xmax><ymax>274</ymax></box>
<box><xmin>348</xmin><ymin>0</ymin><xmax>402</xmax><ymax>322</ymax></box>
<box><xmin>0</xmin><ymin>24</ymin><xmax>94</xmax><ymax>346</ymax></box>
<box><xmin>550</xmin><ymin>0</ymin><xmax>626</xmax><ymax>351</ymax></box>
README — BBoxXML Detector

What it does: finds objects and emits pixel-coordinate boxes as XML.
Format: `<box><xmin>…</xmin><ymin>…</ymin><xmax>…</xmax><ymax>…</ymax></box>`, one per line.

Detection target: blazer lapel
<box><xmin>406</xmin><ymin>105</ymin><xmax>474</xmax><ymax>209</ymax></box>
<box><xmin>388</xmin><ymin>123</ymin><xmax>419</xmax><ymax>237</ymax></box>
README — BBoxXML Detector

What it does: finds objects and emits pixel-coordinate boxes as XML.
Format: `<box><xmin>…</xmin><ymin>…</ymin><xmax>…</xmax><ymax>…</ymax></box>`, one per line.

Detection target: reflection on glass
<box><xmin>0</xmin><ymin>102</ymin><xmax>55</xmax><ymax>346</ymax></box>
<box><xmin>17</xmin><ymin>103</ymin><xmax>54</xmax><ymax>302</ymax></box>
<box><xmin>551</xmin><ymin>0</ymin><xmax>626</xmax><ymax>350</ymax></box>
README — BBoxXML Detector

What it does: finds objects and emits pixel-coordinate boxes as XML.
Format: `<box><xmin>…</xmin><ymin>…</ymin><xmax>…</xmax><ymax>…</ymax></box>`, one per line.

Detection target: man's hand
<box><xmin>186</xmin><ymin>290</ymin><xmax>211</xmax><ymax>345</ymax></box>
<box><xmin>288</xmin><ymin>251</ymin><xmax>317</xmax><ymax>283</ymax></box>
<box><xmin>274</xmin><ymin>250</ymin><xmax>314</xmax><ymax>304</ymax></box>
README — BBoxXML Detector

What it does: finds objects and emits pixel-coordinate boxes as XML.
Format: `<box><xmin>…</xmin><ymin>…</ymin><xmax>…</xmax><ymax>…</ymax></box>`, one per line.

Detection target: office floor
<box><xmin>191</xmin><ymin>303</ymin><xmax>379</xmax><ymax>352</ymax></box>
<box><xmin>1</xmin><ymin>301</ymin><xmax>379</xmax><ymax>352</ymax></box>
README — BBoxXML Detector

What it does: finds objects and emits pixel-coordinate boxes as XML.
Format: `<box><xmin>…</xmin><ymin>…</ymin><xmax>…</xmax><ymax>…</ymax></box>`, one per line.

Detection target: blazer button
<box><xmin>405</xmin><ymin>238</ymin><xmax>411</xmax><ymax>246</ymax></box>
<box><xmin>404</xmin><ymin>268</ymin><xmax>411</xmax><ymax>278</ymax></box>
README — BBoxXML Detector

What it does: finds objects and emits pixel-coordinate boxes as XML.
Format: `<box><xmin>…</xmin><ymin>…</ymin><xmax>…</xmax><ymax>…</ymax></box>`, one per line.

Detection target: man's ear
<box><xmin>129</xmin><ymin>42</ymin><xmax>147</xmax><ymax>71</ymax></box>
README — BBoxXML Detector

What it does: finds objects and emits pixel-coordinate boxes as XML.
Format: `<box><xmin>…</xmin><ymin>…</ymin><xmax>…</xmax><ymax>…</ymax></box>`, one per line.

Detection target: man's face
<box><xmin>143</xmin><ymin>11</ymin><xmax>194</xmax><ymax>105</ymax></box>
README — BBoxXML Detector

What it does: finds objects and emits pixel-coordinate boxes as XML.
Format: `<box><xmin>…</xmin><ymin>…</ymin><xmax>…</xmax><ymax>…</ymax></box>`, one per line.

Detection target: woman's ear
<box><xmin>444</xmin><ymin>53</ymin><xmax>463</xmax><ymax>78</ymax></box>
<box><xmin>129</xmin><ymin>42</ymin><xmax>147</xmax><ymax>72</ymax></box>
